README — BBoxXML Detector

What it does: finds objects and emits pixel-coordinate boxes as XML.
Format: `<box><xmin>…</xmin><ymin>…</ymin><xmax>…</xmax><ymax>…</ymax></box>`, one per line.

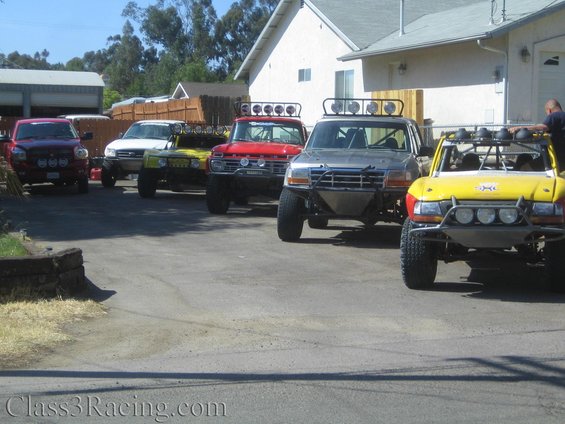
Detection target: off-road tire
<box><xmin>77</xmin><ymin>176</ymin><xmax>89</xmax><ymax>194</ymax></box>
<box><xmin>206</xmin><ymin>175</ymin><xmax>230</xmax><ymax>214</ymax></box>
<box><xmin>101</xmin><ymin>161</ymin><xmax>117</xmax><ymax>188</ymax></box>
<box><xmin>545</xmin><ymin>239</ymin><xmax>565</xmax><ymax>293</ymax></box>
<box><xmin>137</xmin><ymin>167</ymin><xmax>158</xmax><ymax>198</ymax></box>
<box><xmin>308</xmin><ymin>216</ymin><xmax>328</xmax><ymax>229</ymax></box>
<box><xmin>400</xmin><ymin>218</ymin><xmax>437</xmax><ymax>289</ymax></box>
<box><xmin>277</xmin><ymin>188</ymin><xmax>305</xmax><ymax>241</ymax></box>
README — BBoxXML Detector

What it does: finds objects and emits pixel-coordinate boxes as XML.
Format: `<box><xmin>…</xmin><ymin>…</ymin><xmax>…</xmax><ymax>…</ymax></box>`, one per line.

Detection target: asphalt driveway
<box><xmin>1</xmin><ymin>180</ymin><xmax>564</xmax><ymax>423</ymax></box>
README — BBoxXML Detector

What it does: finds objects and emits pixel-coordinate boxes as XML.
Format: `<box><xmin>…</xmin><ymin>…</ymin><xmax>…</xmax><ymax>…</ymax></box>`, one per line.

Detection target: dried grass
<box><xmin>0</xmin><ymin>298</ymin><xmax>106</xmax><ymax>368</ymax></box>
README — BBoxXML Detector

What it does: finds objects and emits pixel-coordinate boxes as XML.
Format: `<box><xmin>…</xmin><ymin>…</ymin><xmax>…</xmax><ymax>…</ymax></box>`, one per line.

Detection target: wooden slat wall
<box><xmin>74</xmin><ymin>119</ymin><xmax>135</xmax><ymax>158</ymax></box>
<box><xmin>112</xmin><ymin>98</ymin><xmax>206</xmax><ymax>123</ymax></box>
<box><xmin>373</xmin><ymin>89</ymin><xmax>423</xmax><ymax>125</ymax></box>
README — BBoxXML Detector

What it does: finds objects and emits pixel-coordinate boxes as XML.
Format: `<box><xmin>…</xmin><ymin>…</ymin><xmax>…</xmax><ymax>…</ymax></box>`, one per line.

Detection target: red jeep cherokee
<box><xmin>206</xmin><ymin>101</ymin><xmax>307</xmax><ymax>213</ymax></box>
<box><xmin>0</xmin><ymin>118</ymin><xmax>92</xmax><ymax>193</ymax></box>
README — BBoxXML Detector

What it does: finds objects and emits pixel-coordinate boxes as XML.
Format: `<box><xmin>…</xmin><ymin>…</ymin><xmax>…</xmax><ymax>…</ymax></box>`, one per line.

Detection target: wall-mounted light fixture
<box><xmin>398</xmin><ymin>63</ymin><xmax>407</xmax><ymax>75</ymax></box>
<box><xmin>520</xmin><ymin>46</ymin><xmax>531</xmax><ymax>63</ymax></box>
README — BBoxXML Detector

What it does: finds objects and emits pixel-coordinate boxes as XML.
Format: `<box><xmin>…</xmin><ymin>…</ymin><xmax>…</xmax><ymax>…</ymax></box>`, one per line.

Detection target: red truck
<box><xmin>206</xmin><ymin>101</ymin><xmax>307</xmax><ymax>213</ymax></box>
<box><xmin>0</xmin><ymin>118</ymin><xmax>92</xmax><ymax>194</ymax></box>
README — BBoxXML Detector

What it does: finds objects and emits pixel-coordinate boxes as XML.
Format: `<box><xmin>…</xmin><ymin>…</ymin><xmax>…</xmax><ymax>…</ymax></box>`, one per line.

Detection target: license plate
<box><xmin>244</xmin><ymin>170</ymin><xmax>264</xmax><ymax>175</ymax></box>
<box><xmin>46</xmin><ymin>172</ymin><xmax>60</xmax><ymax>179</ymax></box>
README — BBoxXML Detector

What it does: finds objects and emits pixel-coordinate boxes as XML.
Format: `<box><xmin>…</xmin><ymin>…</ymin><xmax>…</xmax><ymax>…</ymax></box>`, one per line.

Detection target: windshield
<box><xmin>437</xmin><ymin>140</ymin><xmax>549</xmax><ymax>172</ymax></box>
<box><xmin>15</xmin><ymin>122</ymin><xmax>78</xmax><ymax>141</ymax></box>
<box><xmin>123</xmin><ymin>123</ymin><xmax>172</xmax><ymax>140</ymax></box>
<box><xmin>307</xmin><ymin>120</ymin><xmax>410</xmax><ymax>151</ymax></box>
<box><xmin>230</xmin><ymin>121</ymin><xmax>304</xmax><ymax>145</ymax></box>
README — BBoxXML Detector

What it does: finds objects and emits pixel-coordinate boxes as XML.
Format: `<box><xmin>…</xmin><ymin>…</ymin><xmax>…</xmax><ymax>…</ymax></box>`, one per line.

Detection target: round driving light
<box><xmin>477</xmin><ymin>208</ymin><xmax>496</xmax><ymax>224</ymax></box>
<box><xmin>48</xmin><ymin>158</ymin><xmax>58</xmax><ymax>168</ymax></box>
<box><xmin>58</xmin><ymin>158</ymin><xmax>69</xmax><ymax>167</ymax></box>
<box><xmin>252</xmin><ymin>104</ymin><xmax>262</xmax><ymax>114</ymax></box>
<box><xmin>348</xmin><ymin>101</ymin><xmax>361</xmax><ymax>114</ymax></box>
<box><xmin>240</xmin><ymin>157</ymin><xmax>250</xmax><ymax>166</ymax></box>
<box><xmin>158</xmin><ymin>158</ymin><xmax>167</xmax><ymax>168</ymax></box>
<box><xmin>455</xmin><ymin>208</ymin><xmax>474</xmax><ymax>224</ymax></box>
<box><xmin>240</xmin><ymin>103</ymin><xmax>251</xmax><ymax>115</ymax></box>
<box><xmin>185</xmin><ymin>125</ymin><xmax>194</xmax><ymax>134</ymax></box>
<box><xmin>206</xmin><ymin>126</ymin><xmax>214</xmax><ymax>135</ymax></box>
<box><xmin>195</xmin><ymin>125</ymin><xmax>203</xmax><ymax>134</ymax></box>
<box><xmin>190</xmin><ymin>159</ymin><xmax>200</xmax><ymax>169</ymax></box>
<box><xmin>499</xmin><ymin>208</ymin><xmax>518</xmax><ymax>224</ymax></box>
<box><xmin>454</xmin><ymin>128</ymin><xmax>471</xmax><ymax>140</ymax></box>
<box><xmin>263</xmin><ymin>104</ymin><xmax>273</xmax><ymax>115</ymax></box>
<box><xmin>210</xmin><ymin>160</ymin><xmax>224</xmax><ymax>171</ymax></box>
<box><xmin>286</xmin><ymin>105</ymin><xmax>296</xmax><ymax>115</ymax></box>
<box><xmin>215</xmin><ymin>126</ymin><xmax>227</xmax><ymax>135</ymax></box>
<box><xmin>37</xmin><ymin>159</ymin><xmax>47</xmax><ymax>168</ymax></box>
<box><xmin>274</xmin><ymin>105</ymin><xmax>284</xmax><ymax>115</ymax></box>
<box><xmin>331</xmin><ymin>102</ymin><xmax>343</xmax><ymax>114</ymax></box>
<box><xmin>384</xmin><ymin>102</ymin><xmax>397</xmax><ymax>115</ymax></box>
<box><xmin>257</xmin><ymin>158</ymin><xmax>266</xmax><ymax>167</ymax></box>
<box><xmin>366</xmin><ymin>102</ymin><xmax>378</xmax><ymax>114</ymax></box>
<box><xmin>172</xmin><ymin>123</ymin><xmax>184</xmax><ymax>135</ymax></box>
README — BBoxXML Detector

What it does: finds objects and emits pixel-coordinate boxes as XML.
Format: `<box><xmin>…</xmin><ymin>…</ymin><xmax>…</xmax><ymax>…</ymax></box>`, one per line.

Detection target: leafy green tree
<box><xmin>104</xmin><ymin>21</ymin><xmax>145</xmax><ymax>94</ymax></box>
<box><xmin>65</xmin><ymin>57</ymin><xmax>85</xmax><ymax>71</ymax></box>
<box><xmin>103</xmin><ymin>89</ymin><xmax>123</xmax><ymax>110</ymax></box>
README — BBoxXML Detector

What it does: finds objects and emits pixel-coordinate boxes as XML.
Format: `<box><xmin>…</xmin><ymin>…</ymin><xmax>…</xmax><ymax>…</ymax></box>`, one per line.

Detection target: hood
<box><xmin>295</xmin><ymin>149</ymin><xmax>414</xmax><ymax>170</ymax></box>
<box><xmin>213</xmin><ymin>142</ymin><xmax>302</xmax><ymax>157</ymax></box>
<box><xmin>105</xmin><ymin>138</ymin><xmax>169</xmax><ymax>150</ymax></box>
<box><xmin>412</xmin><ymin>174</ymin><xmax>556</xmax><ymax>202</ymax></box>
<box><xmin>16</xmin><ymin>139</ymin><xmax>81</xmax><ymax>150</ymax></box>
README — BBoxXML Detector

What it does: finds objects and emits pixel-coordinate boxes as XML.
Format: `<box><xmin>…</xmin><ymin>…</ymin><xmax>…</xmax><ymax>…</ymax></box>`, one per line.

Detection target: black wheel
<box><xmin>77</xmin><ymin>176</ymin><xmax>89</xmax><ymax>194</ymax></box>
<box><xmin>545</xmin><ymin>239</ymin><xmax>565</xmax><ymax>292</ymax></box>
<box><xmin>233</xmin><ymin>196</ymin><xmax>248</xmax><ymax>206</ymax></box>
<box><xmin>277</xmin><ymin>188</ymin><xmax>305</xmax><ymax>241</ymax></box>
<box><xmin>206</xmin><ymin>175</ymin><xmax>230</xmax><ymax>214</ymax></box>
<box><xmin>400</xmin><ymin>218</ymin><xmax>437</xmax><ymax>289</ymax></box>
<box><xmin>137</xmin><ymin>167</ymin><xmax>158</xmax><ymax>198</ymax></box>
<box><xmin>308</xmin><ymin>216</ymin><xmax>328</xmax><ymax>229</ymax></box>
<box><xmin>101</xmin><ymin>161</ymin><xmax>117</xmax><ymax>188</ymax></box>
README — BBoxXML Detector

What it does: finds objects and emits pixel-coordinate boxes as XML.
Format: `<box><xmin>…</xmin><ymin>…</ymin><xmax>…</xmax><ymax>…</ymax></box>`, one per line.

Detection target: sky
<box><xmin>0</xmin><ymin>0</ymin><xmax>233</xmax><ymax>65</ymax></box>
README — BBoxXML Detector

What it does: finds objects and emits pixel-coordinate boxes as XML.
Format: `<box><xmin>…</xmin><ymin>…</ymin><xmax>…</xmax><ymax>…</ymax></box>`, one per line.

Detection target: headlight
<box><xmin>285</xmin><ymin>167</ymin><xmax>310</xmax><ymax>185</ymax></box>
<box><xmin>210</xmin><ymin>159</ymin><xmax>224</xmax><ymax>172</ymax></box>
<box><xmin>477</xmin><ymin>208</ymin><xmax>496</xmax><ymax>224</ymax></box>
<box><xmin>105</xmin><ymin>148</ymin><xmax>116</xmax><ymax>157</ymax></box>
<box><xmin>412</xmin><ymin>201</ymin><xmax>443</xmax><ymax>223</ymax></box>
<box><xmin>74</xmin><ymin>147</ymin><xmax>88</xmax><ymax>160</ymax></box>
<box><xmin>385</xmin><ymin>170</ymin><xmax>414</xmax><ymax>188</ymax></box>
<box><xmin>499</xmin><ymin>208</ymin><xmax>519</xmax><ymax>224</ymax></box>
<box><xmin>531</xmin><ymin>201</ymin><xmax>565</xmax><ymax>224</ymax></box>
<box><xmin>158</xmin><ymin>158</ymin><xmax>167</xmax><ymax>168</ymax></box>
<box><xmin>257</xmin><ymin>158</ymin><xmax>266</xmax><ymax>167</ymax></box>
<box><xmin>11</xmin><ymin>147</ymin><xmax>27</xmax><ymax>161</ymax></box>
<box><xmin>454</xmin><ymin>208</ymin><xmax>474</xmax><ymax>224</ymax></box>
<box><xmin>190</xmin><ymin>159</ymin><xmax>200</xmax><ymax>169</ymax></box>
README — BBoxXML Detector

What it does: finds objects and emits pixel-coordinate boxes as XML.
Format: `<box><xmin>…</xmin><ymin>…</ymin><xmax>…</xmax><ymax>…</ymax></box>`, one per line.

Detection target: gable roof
<box><xmin>235</xmin><ymin>0</ymin><xmax>483</xmax><ymax>80</ymax></box>
<box><xmin>172</xmin><ymin>81</ymin><xmax>248</xmax><ymax>99</ymax></box>
<box><xmin>341</xmin><ymin>0</ymin><xmax>565</xmax><ymax>60</ymax></box>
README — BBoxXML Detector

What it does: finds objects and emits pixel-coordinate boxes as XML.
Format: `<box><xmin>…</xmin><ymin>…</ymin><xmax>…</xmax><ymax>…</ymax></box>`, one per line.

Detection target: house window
<box><xmin>335</xmin><ymin>70</ymin><xmax>354</xmax><ymax>98</ymax></box>
<box><xmin>544</xmin><ymin>56</ymin><xmax>560</xmax><ymax>66</ymax></box>
<box><xmin>298</xmin><ymin>68</ymin><xmax>311</xmax><ymax>82</ymax></box>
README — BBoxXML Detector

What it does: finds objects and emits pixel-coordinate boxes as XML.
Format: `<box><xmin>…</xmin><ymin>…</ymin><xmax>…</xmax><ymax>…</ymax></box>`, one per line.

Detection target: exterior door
<box><xmin>537</xmin><ymin>51</ymin><xmax>565</xmax><ymax>121</ymax></box>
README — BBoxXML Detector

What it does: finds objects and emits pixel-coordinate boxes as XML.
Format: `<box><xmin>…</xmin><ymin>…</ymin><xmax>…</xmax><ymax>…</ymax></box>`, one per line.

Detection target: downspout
<box><xmin>399</xmin><ymin>0</ymin><xmax>405</xmax><ymax>36</ymax></box>
<box><xmin>477</xmin><ymin>39</ymin><xmax>508</xmax><ymax>124</ymax></box>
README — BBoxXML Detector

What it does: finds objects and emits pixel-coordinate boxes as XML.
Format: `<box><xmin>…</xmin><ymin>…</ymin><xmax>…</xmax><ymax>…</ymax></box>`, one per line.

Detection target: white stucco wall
<box><xmin>507</xmin><ymin>8</ymin><xmax>565</xmax><ymax>123</ymax></box>
<box><xmin>247</xmin><ymin>2</ymin><xmax>368</xmax><ymax>127</ymax></box>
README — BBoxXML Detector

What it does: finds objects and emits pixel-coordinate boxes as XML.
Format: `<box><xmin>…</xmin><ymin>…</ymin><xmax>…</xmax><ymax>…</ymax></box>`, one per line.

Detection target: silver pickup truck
<box><xmin>277</xmin><ymin>98</ymin><xmax>434</xmax><ymax>241</ymax></box>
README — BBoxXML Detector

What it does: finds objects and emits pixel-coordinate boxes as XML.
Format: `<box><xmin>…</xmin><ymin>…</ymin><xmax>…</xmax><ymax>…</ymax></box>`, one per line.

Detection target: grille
<box><xmin>222</xmin><ymin>158</ymin><xmax>288</xmax><ymax>175</ymax></box>
<box><xmin>28</xmin><ymin>148</ymin><xmax>74</xmax><ymax>168</ymax></box>
<box><xmin>310</xmin><ymin>168</ymin><xmax>385</xmax><ymax>189</ymax></box>
<box><xmin>117</xmin><ymin>149</ymin><xmax>145</xmax><ymax>159</ymax></box>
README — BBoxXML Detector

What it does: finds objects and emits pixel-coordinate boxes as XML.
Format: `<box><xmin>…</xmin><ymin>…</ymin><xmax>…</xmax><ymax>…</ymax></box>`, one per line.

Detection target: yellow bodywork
<box><xmin>411</xmin><ymin>134</ymin><xmax>565</xmax><ymax>203</ymax></box>
<box><xmin>142</xmin><ymin>147</ymin><xmax>211</xmax><ymax>171</ymax></box>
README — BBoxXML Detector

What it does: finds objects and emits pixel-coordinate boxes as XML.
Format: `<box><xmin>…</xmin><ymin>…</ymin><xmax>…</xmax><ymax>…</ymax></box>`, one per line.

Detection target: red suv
<box><xmin>206</xmin><ymin>101</ymin><xmax>307</xmax><ymax>213</ymax></box>
<box><xmin>0</xmin><ymin>118</ymin><xmax>92</xmax><ymax>193</ymax></box>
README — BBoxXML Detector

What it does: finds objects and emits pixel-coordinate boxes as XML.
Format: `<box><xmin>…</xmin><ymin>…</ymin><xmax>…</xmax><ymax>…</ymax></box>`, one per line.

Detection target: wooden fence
<box><xmin>373</xmin><ymin>89</ymin><xmax>424</xmax><ymax>125</ymax></box>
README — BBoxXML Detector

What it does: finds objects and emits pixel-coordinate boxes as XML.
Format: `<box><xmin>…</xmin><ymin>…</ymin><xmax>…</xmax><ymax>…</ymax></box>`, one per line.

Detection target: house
<box><xmin>235</xmin><ymin>0</ymin><xmax>565</xmax><ymax>129</ymax></box>
<box><xmin>0</xmin><ymin>69</ymin><xmax>105</xmax><ymax>118</ymax></box>
<box><xmin>171</xmin><ymin>81</ymin><xmax>248</xmax><ymax>100</ymax></box>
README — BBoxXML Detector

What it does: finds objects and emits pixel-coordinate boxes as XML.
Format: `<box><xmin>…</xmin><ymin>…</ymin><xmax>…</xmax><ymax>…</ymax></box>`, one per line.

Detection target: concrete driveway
<box><xmin>1</xmin><ymin>180</ymin><xmax>565</xmax><ymax>423</ymax></box>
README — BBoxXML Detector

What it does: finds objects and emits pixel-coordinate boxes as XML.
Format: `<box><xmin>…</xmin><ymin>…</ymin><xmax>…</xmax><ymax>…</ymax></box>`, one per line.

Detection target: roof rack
<box><xmin>234</xmin><ymin>101</ymin><xmax>302</xmax><ymax>117</ymax></box>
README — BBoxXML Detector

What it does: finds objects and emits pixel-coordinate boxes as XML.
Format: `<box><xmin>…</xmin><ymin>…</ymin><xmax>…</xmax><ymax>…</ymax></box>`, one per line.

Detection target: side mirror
<box><xmin>118</xmin><ymin>132</ymin><xmax>124</xmax><ymax>138</ymax></box>
<box><xmin>418</xmin><ymin>145</ymin><xmax>435</xmax><ymax>157</ymax></box>
<box><xmin>81</xmin><ymin>132</ymin><xmax>93</xmax><ymax>141</ymax></box>
<box><xmin>0</xmin><ymin>134</ymin><xmax>10</xmax><ymax>143</ymax></box>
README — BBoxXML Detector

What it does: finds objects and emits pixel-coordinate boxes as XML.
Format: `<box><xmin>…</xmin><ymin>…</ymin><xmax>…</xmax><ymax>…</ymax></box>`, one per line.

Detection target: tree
<box><xmin>103</xmin><ymin>89</ymin><xmax>122</xmax><ymax>110</ymax></box>
<box><xmin>66</xmin><ymin>57</ymin><xmax>85</xmax><ymax>72</ymax></box>
<box><xmin>104</xmin><ymin>21</ymin><xmax>145</xmax><ymax>94</ymax></box>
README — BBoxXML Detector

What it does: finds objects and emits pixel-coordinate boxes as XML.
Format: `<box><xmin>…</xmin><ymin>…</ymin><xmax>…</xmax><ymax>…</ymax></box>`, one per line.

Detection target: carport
<box><xmin>0</xmin><ymin>69</ymin><xmax>104</xmax><ymax>118</ymax></box>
